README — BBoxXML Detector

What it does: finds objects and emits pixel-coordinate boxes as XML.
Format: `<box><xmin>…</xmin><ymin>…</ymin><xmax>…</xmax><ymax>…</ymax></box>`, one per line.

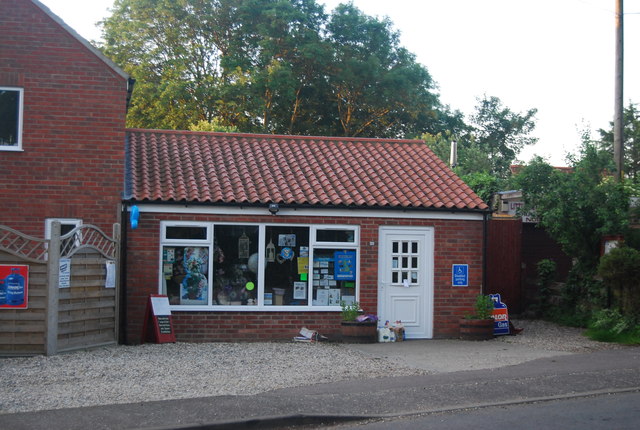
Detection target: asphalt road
<box><xmin>324</xmin><ymin>390</ymin><xmax>640</xmax><ymax>429</ymax></box>
<box><xmin>1</xmin><ymin>345</ymin><xmax>638</xmax><ymax>430</ymax></box>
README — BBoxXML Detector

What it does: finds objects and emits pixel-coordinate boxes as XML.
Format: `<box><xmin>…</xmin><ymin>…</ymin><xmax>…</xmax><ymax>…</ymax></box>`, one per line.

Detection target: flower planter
<box><xmin>340</xmin><ymin>321</ymin><xmax>378</xmax><ymax>343</ymax></box>
<box><xmin>459</xmin><ymin>318</ymin><xmax>494</xmax><ymax>341</ymax></box>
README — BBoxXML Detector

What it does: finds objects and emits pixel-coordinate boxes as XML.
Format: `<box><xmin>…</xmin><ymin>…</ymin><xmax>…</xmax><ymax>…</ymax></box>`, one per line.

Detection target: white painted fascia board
<box><xmin>127</xmin><ymin>204</ymin><xmax>485</xmax><ymax>221</ymax></box>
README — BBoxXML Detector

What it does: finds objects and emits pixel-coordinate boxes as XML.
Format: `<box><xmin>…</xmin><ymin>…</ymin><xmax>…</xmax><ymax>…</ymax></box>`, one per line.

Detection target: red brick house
<box><xmin>0</xmin><ymin>0</ymin><xmax>131</xmax><ymax>236</ymax></box>
<box><xmin>123</xmin><ymin>130</ymin><xmax>489</xmax><ymax>342</ymax></box>
<box><xmin>0</xmin><ymin>0</ymin><xmax>131</xmax><ymax>355</ymax></box>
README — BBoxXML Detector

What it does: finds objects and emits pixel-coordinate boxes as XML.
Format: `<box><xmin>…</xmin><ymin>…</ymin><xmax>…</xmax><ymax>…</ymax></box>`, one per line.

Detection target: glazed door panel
<box><xmin>378</xmin><ymin>227</ymin><xmax>434</xmax><ymax>339</ymax></box>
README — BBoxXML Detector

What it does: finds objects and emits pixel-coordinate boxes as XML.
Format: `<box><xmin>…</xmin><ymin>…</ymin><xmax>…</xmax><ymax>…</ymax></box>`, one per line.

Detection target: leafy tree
<box><xmin>325</xmin><ymin>3</ymin><xmax>440</xmax><ymax>137</ymax></box>
<box><xmin>598</xmin><ymin>102</ymin><xmax>640</xmax><ymax>181</ymax></box>
<box><xmin>189</xmin><ymin>118</ymin><xmax>239</xmax><ymax>133</ymax></box>
<box><xmin>516</xmin><ymin>147</ymin><xmax>631</xmax><ymax>270</ymax></box>
<box><xmin>421</xmin><ymin>131</ymin><xmax>498</xmax><ymax>203</ymax></box>
<box><xmin>468</xmin><ymin>95</ymin><xmax>538</xmax><ymax>177</ymax></box>
<box><xmin>99</xmin><ymin>0</ymin><xmax>448</xmax><ymax>138</ymax></box>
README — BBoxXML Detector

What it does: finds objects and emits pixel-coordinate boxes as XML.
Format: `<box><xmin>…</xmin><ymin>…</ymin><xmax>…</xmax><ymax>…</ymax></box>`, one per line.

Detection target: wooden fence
<box><xmin>0</xmin><ymin>222</ymin><xmax>120</xmax><ymax>356</ymax></box>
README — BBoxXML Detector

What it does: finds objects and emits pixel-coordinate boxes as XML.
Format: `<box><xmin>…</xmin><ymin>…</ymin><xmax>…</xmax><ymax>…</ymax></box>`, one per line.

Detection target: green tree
<box><xmin>516</xmin><ymin>147</ymin><xmax>631</xmax><ymax>270</ymax></box>
<box><xmin>598</xmin><ymin>102</ymin><xmax>640</xmax><ymax>181</ymax></box>
<box><xmin>469</xmin><ymin>95</ymin><xmax>538</xmax><ymax>177</ymax></box>
<box><xmin>99</xmin><ymin>0</ymin><xmax>448</xmax><ymax>137</ymax></box>
<box><xmin>326</xmin><ymin>3</ymin><xmax>441</xmax><ymax>138</ymax></box>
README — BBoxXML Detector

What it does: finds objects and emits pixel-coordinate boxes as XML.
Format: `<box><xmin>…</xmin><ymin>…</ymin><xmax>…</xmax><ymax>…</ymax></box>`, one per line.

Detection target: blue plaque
<box><xmin>452</xmin><ymin>264</ymin><xmax>468</xmax><ymax>287</ymax></box>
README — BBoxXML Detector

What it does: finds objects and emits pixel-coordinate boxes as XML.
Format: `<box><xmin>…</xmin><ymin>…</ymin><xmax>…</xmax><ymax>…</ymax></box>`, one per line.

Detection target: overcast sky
<box><xmin>40</xmin><ymin>0</ymin><xmax>640</xmax><ymax>165</ymax></box>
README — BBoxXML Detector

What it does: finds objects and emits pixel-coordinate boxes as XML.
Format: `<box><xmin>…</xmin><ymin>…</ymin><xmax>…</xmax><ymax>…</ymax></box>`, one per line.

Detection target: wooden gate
<box><xmin>0</xmin><ymin>222</ymin><xmax>120</xmax><ymax>356</ymax></box>
<box><xmin>486</xmin><ymin>219</ymin><xmax>523</xmax><ymax>313</ymax></box>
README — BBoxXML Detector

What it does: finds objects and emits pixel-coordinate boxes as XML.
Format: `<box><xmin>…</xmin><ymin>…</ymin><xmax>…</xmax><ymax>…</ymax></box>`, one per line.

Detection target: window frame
<box><xmin>0</xmin><ymin>86</ymin><xmax>24</xmax><ymax>151</ymax></box>
<box><xmin>158</xmin><ymin>221</ymin><xmax>360</xmax><ymax>312</ymax></box>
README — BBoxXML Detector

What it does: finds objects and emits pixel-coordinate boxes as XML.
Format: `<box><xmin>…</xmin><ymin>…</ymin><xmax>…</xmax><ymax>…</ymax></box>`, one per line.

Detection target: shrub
<box><xmin>340</xmin><ymin>301</ymin><xmax>360</xmax><ymax>321</ymax></box>
<box><xmin>598</xmin><ymin>246</ymin><xmax>640</xmax><ymax>318</ymax></box>
<box><xmin>586</xmin><ymin>309</ymin><xmax>640</xmax><ymax>344</ymax></box>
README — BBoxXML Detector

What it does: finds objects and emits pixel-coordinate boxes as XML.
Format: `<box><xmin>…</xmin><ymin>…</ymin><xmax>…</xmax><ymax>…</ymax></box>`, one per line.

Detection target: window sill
<box><xmin>169</xmin><ymin>305</ymin><xmax>343</xmax><ymax>312</ymax></box>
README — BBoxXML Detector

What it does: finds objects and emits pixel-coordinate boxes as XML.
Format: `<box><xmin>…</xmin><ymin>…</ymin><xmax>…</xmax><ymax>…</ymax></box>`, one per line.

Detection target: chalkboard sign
<box><xmin>142</xmin><ymin>294</ymin><xmax>176</xmax><ymax>343</ymax></box>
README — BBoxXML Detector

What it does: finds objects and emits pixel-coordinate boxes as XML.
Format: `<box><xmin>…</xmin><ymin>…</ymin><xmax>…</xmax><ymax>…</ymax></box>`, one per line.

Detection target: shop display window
<box><xmin>159</xmin><ymin>222</ymin><xmax>358</xmax><ymax>310</ymax></box>
<box><xmin>212</xmin><ymin>225</ymin><xmax>259</xmax><ymax>305</ymax></box>
<box><xmin>264</xmin><ymin>226</ymin><xmax>310</xmax><ymax>306</ymax></box>
<box><xmin>311</xmin><ymin>249</ymin><xmax>357</xmax><ymax>306</ymax></box>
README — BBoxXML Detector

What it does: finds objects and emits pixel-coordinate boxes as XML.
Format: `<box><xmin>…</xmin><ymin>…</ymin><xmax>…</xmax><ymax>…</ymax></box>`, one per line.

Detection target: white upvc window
<box><xmin>159</xmin><ymin>222</ymin><xmax>359</xmax><ymax>311</ymax></box>
<box><xmin>0</xmin><ymin>87</ymin><xmax>24</xmax><ymax>151</ymax></box>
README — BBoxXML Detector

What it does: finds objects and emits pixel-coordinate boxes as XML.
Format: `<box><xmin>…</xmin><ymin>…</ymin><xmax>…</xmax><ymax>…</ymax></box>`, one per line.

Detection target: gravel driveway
<box><xmin>0</xmin><ymin>319</ymin><xmax>623</xmax><ymax>414</ymax></box>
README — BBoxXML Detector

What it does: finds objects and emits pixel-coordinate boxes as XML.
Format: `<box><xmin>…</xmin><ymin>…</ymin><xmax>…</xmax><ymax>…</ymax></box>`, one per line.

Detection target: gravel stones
<box><xmin>0</xmin><ymin>319</ymin><xmax>622</xmax><ymax>414</ymax></box>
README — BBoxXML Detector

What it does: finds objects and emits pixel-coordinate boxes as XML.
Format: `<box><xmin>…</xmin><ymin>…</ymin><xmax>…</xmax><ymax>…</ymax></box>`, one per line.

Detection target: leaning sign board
<box><xmin>142</xmin><ymin>294</ymin><xmax>176</xmax><ymax>343</ymax></box>
<box><xmin>490</xmin><ymin>293</ymin><xmax>510</xmax><ymax>335</ymax></box>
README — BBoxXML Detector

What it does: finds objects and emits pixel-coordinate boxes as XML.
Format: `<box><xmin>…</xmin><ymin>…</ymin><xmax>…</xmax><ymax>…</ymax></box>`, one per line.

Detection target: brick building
<box><xmin>123</xmin><ymin>131</ymin><xmax>489</xmax><ymax>342</ymax></box>
<box><xmin>0</xmin><ymin>0</ymin><xmax>131</xmax><ymax>236</ymax></box>
<box><xmin>2</xmin><ymin>0</ymin><xmax>489</xmax><ymax>348</ymax></box>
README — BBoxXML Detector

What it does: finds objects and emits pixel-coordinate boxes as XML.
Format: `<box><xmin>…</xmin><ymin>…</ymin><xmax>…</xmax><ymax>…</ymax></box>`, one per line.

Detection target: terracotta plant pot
<box><xmin>340</xmin><ymin>321</ymin><xmax>378</xmax><ymax>343</ymax></box>
<box><xmin>459</xmin><ymin>318</ymin><xmax>494</xmax><ymax>341</ymax></box>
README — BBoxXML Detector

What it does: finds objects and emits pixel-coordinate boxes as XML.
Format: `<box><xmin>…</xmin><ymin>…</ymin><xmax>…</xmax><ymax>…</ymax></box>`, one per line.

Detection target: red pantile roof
<box><xmin>125</xmin><ymin>130</ymin><xmax>488</xmax><ymax>211</ymax></box>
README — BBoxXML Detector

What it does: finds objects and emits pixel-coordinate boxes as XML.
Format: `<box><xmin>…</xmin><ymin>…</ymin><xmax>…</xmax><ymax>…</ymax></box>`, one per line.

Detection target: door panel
<box><xmin>378</xmin><ymin>227</ymin><xmax>434</xmax><ymax>339</ymax></box>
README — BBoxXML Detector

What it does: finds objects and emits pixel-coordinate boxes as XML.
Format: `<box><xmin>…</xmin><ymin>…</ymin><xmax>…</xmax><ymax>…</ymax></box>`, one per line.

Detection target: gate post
<box><xmin>45</xmin><ymin>221</ymin><xmax>61</xmax><ymax>355</ymax></box>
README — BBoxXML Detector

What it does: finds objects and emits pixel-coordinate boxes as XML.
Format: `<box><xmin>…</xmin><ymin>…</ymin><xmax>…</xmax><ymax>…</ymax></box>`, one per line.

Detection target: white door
<box><xmin>378</xmin><ymin>226</ymin><xmax>434</xmax><ymax>339</ymax></box>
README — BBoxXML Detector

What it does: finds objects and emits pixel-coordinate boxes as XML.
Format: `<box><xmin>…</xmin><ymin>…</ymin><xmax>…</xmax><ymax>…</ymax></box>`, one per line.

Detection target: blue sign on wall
<box><xmin>452</xmin><ymin>264</ymin><xmax>468</xmax><ymax>287</ymax></box>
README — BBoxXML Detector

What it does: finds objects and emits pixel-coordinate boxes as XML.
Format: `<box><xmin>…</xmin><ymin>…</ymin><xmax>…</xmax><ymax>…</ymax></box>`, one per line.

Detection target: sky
<box><xmin>39</xmin><ymin>0</ymin><xmax>640</xmax><ymax>165</ymax></box>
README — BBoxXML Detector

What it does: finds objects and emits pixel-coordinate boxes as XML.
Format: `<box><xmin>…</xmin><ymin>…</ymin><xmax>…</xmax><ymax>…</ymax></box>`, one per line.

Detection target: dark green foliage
<box><xmin>598</xmin><ymin>102</ymin><xmax>640</xmax><ymax>180</ymax></box>
<box><xmin>516</xmin><ymin>146</ymin><xmax>632</xmax><ymax>270</ymax></box>
<box><xmin>598</xmin><ymin>247</ymin><xmax>640</xmax><ymax>318</ymax></box>
<box><xmin>468</xmin><ymin>95</ymin><xmax>538</xmax><ymax>178</ymax></box>
<box><xmin>100</xmin><ymin>0</ymin><xmax>450</xmax><ymax>137</ymax></box>
<box><xmin>586</xmin><ymin>309</ymin><xmax>640</xmax><ymax>344</ymax></box>
<box><xmin>465</xmin><ymin>294</ymin><xmax>493</xmax><ymax>320</ymax></box>
<box><xmin>533</xmin><ymin>259</ymin><xmax>556</xmax><ymax>315</ymax></box>
<box><xmin>459</xmin><ymin>172</ymin><xmax>499</xmax><ymax>204</ymax></box>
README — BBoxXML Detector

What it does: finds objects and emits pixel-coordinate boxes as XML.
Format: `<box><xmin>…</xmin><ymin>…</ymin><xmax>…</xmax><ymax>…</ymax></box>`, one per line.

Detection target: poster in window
<box><xmin>334</xmin><ymin>251</ymin><xmax>356</xmax><ymax>281</ymax></box>
<box><xmin>293</xmin><ymin>281</ymin><xmax>307</xmax><ymax>299</ymax></box>
<box><xmin>315</xmin><ymin>289</ymin><xmax>329</xmax><ymax>306</ymax></box>
<box><xmin>328</xmin><ymin>288</ymin><xmax>341</xmax><ymax>306</ymax></box>
<box><xmin>180</xmin><ymin>247</ymin><xmax>209</xmax><ymax>304</ymax></box>
<box><xmin>278</xmin><ymin>234</ymin><xmax>296</xmax><ymax>247</ymax></box>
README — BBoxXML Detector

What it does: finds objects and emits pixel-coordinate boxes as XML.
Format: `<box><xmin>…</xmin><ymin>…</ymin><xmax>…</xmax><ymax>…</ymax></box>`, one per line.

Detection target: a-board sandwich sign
<box><xmin>490</xmin><ymin>293</ymin><xmax>510</xmax><ymax>335</ymax></box>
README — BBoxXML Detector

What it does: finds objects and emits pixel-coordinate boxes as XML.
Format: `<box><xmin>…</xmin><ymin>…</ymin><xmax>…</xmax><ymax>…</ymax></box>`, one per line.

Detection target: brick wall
<box><xmin>0</xmin><ymin>0</ymin><xmax>128</xmax><ymax>235</ymax></box>
<box><xmin>126</xmin><ymin>211</ymin><xmax>484</xmax><ymax>343</ymax></box>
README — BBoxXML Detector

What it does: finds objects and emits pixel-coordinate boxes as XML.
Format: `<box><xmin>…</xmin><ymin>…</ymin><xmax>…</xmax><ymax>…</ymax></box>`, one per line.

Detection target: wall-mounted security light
<box><xmin>268</xmin><ymin>203</ymin><xmax>280</xmax><ymax>215</ymax></box>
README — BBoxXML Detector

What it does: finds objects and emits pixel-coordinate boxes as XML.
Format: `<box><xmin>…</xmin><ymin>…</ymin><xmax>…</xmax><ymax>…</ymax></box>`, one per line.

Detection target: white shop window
<box><xmin>159</xmin><ymin>222</ymin><xmax>359</xmax><ymax>311</ymax></box>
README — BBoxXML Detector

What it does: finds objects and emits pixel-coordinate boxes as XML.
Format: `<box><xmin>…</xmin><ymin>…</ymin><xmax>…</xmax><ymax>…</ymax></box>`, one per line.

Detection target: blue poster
<box><xmin>334</xmin><ymin>251</ymin><xmax>356</xmax><ymax>281</ymax></box>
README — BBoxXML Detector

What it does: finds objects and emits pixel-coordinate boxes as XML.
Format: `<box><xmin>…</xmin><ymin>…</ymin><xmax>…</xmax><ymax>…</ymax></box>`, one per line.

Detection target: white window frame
<box><xmin>0</xmin><ymin>86</ymin><xmax>24</xmax><ymax>151</ymax></box>
<box><xmin>158</xmin><ymin>221</ymin><xmax>360</xmax><ymax>312</ymax></box>
<box><xmin>45</xmin><ymin>218</ymin><xmax>83</xmax><ymax>240</ymax></box>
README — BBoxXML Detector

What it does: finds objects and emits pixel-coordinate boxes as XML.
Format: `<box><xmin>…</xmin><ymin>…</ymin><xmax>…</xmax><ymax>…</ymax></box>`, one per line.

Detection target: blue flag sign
<box><xmin>452</xmin><ymin>264</ymin><xmax>468</xmax><ymax>287</ymax></box>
